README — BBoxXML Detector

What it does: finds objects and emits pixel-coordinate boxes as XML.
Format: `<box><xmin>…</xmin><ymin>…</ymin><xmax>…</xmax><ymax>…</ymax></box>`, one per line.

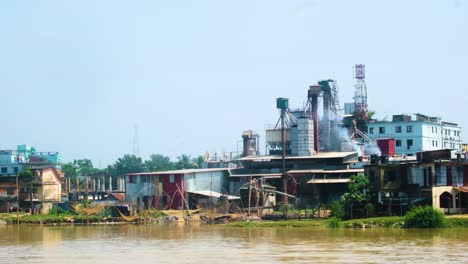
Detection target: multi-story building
<box><xmin>365</xmin><ymin>149</ymin><xmax>468</xmax><ymax>214</ymax></box>
<box><xmin>0</xmin><ymin>145</ymin><xmax>63</xmax><ymax>214</ymax></box>
<box><xmin>0</xmin><ymin>145</ymin><xmax>62</xmax><ymax>176</ymax></box>
<box><xmin>367</xmin><ymin>114</ymin><xmax>463</xmax><ymax>156</ymax></box>
<box><xmin>0</xmin><ymin>166</ymin><xmax>63</xmax><ymax>214</ymax></box>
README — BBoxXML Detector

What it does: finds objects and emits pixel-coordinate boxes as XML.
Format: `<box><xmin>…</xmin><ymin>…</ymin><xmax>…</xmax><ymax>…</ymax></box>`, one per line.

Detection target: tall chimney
<box><xmin>309</xmin><ymin>85</ymin><xmax>322</xmax><ymax>153</ymax></box>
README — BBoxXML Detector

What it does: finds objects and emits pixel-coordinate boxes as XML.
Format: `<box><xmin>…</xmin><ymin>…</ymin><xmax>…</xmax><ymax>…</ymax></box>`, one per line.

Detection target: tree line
<box><xmin>61</xmin><ymin>153</ymin><xmax>205</xmax><ymax>181</ymax></box>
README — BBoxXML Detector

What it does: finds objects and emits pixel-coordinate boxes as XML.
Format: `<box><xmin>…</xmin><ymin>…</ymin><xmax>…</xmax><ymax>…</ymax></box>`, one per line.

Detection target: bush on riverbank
<box><xmin>327</xmin><ymin>217</ymin><xmax>341</xmax><ymax>228</ymax></box>
<box><xmin>404</xmin><ymin>206</ymin><xmax>445</xmax><ymax>228</ymax></box>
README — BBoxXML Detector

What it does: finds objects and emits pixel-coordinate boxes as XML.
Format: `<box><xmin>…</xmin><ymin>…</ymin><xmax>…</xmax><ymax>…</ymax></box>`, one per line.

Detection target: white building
<box><xmin>367</xmin><ymin>114</ymin><xmax>463</xmax><ymax>156</ymax></box>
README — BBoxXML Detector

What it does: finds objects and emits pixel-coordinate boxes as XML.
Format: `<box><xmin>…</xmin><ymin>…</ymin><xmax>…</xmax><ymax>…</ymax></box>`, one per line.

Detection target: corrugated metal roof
<box><xmin>229</xmin><ymin>173</ymin><xmax>282</xmax><ymax>178</ymax></box>
<box><xmin>126</xmin><ymin>168</ymin><xmax>229</xmax><ymax>176</ymax></box>
<box><xmin>186</xmin><ymin>190</ymin><xmax>240</xmax><ymax>200</ymax></box>
<box><xmin>307</xmin><ymin>179</ymin><xmax>351</xmax><ymax>184</ymax></box>
<box><xmin>237</xmin><ymin>152</ymin><xmax>358</xmax><ymax>161</ymax></box>
<box><xmin>288</xmin><ymin>169</ymin><xmax>364</xmax><ymax>174</ymax></box>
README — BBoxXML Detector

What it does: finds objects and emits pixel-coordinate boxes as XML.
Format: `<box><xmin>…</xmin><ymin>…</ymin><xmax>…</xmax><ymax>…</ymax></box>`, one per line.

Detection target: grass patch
<box><xmin>444</xmin><ymin>217</ymin><xmax>468</xmax><ymax>228</ymax></box>
<box><xmin>224</xmin><ymin>219</ymin><xmax>327</xmax><ymax>228</ymax></box>
<box><xmin>342</xmin><ymin>216</ymin><xmax>405</xmax><ymax>228</ymax></box>
<box><xmin>0</xmin><ymin>212</ymin><xmax>109</xmax><ymax>224</ymax></box>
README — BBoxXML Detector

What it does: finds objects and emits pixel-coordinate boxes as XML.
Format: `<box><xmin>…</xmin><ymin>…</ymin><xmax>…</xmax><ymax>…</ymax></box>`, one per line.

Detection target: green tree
<box><xmin>113</xmin><ymin>154</ymin><xmax>144</xmax><ymax>175</ymax></box>
<box><xmin>367</xmin><ymin>110</ymin><xmax>376</xmax><ymax>120</ymax></box>
<box><xmin>191</xmin><ymin>155</ymin><xmax>205</xmax><ymax>169</ymax></box>
<box><xmin>341</xmin><ymin>174</ymin><xmax>373</xmax><ymax>219</ymax></box>
<box><xmin>62</xmin><ymin>163</ymin><xmax>78</xmax><ymax>178</ymax></box>
<box><xmin>175</xmin><ymin>154</ymin><xmax>197</xmax><ymax>170</ymax></box>
<box><xmin>144</xmin><ymin>154</ymin><xmax>174</xmax><ymax>172</ymax></box>
<box><xmin>19</xmin><ymin>168</ymin><xmax>33</xmax><ymax>178</ymax></box>
<box><xmin>61</xmin><ymin>163</ymin><xmax>78</xmax><ymax>189</ymax></box>
<box><xmin>73</xmin><ymin>159</ymin><xmax>99</xmax><ymax>175</ymax></box>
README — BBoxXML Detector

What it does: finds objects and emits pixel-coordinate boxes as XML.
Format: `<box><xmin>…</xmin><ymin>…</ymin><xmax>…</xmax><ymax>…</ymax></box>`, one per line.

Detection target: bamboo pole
<box><xmin>16</xmin><ymin>175</ymin><xmax>19</xmax><ymax>225</ymax></box>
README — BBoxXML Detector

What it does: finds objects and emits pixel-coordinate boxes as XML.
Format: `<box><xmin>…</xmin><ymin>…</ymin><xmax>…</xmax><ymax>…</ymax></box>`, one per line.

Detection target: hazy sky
<box><xmin>1</xmin><ymin>1</ymin><xmax>467</xmax><ymax>167</ymax></box>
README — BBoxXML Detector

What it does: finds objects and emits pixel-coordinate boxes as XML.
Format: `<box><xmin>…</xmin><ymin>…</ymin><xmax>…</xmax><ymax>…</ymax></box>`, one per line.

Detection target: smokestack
<box><xmin>318</xmin><ymin>80</ymin><xmax>332</xmax><ymax>150</ymax></box>
<box><xmin>242</xmin><ymin>131</ymin><xmax>252</xmax><ymax>157</ymax></box>
<box><xmin>309</xmin><ymin>85</ymin><xmax>322</xmax><ymax>153</ymax></box>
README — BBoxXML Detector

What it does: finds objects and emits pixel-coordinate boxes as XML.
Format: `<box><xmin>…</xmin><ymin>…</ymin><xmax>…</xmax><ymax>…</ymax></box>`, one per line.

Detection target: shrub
<box><xmin>404</xmin><ymin>206</ymin><xmax>445</xmax><ymax>228</ymax></box>
<box><xmin>327</xmin><ymin>217</ymin><xmax>341</xmax><ymax>228</ymax></box>
<box><xmin>329</xmin><ymin>201</ymin><xmax>345</xmax><ymax>220</ymax></box>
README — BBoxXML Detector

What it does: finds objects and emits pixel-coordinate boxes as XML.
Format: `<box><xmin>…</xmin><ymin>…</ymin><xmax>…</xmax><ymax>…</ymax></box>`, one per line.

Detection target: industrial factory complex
<box><xmin>1</xmin><ymin>64</ymin><xmax>468</xmax><ymax>218</ymax></box>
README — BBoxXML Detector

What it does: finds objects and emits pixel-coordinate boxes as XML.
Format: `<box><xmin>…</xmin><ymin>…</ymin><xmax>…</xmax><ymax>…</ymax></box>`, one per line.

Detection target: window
<box><xmin>396</xmin><ymin>140</ymin><xmax>402</xmax><ymax>147</ymax></box>
<box><xmin>395</xmin><ymin>126</ymin><xmax>402</xmax><ymax>133</ymax></box>
<box><xmin>7</xmin><ymin>188</ymin><xmax>14</xmax><ymax>196</ymax></box>
<box><xmin>384</xmin><ymin>170</ymin><xmax>397</xmax><ymax>182</ymax></box>
<box><xmin>369</xmin><ymin>127</ymin><xmax>374</xmax><ymax>134</ymax></box>
<box><xmin>407</xmin><ymin>139</ymin><xmax>413</xmax><ymax>150</ymax></box>
<box><xmin>435</xmin><ymin>141</ymin><xmax>438</xmax><ymax>147</ymax></box>
<box><xmin>379</xmin><ymin>127</ymin><xmax>385</xmax><ymax>134</ymax></box>
<box><xmin>13</xmin><ymin>167</ymin><xmax>18</xmax><ymax>173</ymax></box>
<box><xmin>169</xmin><ymin>174</ymin><xmax>175</xmax><ymax>183</ymax></box>
<box><xmin>128</xmin><ymin>176</ymin><xmax>136</xmax><ymax>183</ymax></box>
<box><xmin>1</xmin><ymin>167</ymin><xmax>6</xmax><ymax>174</ymax></box>
<box><xmin>406</xmin><ymin>125</ymin><xmax>413</xmax><ymax>133</ymax></box>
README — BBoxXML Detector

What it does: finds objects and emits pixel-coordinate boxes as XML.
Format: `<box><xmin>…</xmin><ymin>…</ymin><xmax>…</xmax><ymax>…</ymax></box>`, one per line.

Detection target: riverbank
<box><xmin>0</xmin><ymin>212</ymin><xmax>121</xmax><ymax>224</ymax></box>
<box><xmin>4</xmin><ymin>211</ymin><xmax>468</xmax><ymax>228</ymax></box>
<box><xmin>223</xmin><ymin>215</ymin><xmax>468</xmax><ymax>228</ymax></box>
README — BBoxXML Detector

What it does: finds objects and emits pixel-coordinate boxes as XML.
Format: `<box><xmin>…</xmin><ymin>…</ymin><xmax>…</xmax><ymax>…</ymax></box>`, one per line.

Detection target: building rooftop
<box><xmin>126</xmin><ymin>168</ymin><xmax>229</xmax><ymax>176</ymax></box>
<box><xmin>369</xmin><ymin>113</ymin><xmax>459</xmax><ymax>127</ymax></box>
<box><xmin>237</xmin><ymin>151</ymin><xmax>358</xmax><ymax>161</ymax></box>
<box><xmin>288</xmin><ymin>168</ymin><xmax>364</xmax><ymax>174</ymax></box>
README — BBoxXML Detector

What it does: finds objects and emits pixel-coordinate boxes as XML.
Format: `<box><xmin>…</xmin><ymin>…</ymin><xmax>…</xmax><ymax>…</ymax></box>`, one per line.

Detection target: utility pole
<box><xmin>276</xmin><ymin>98</ymin><xmax>289</xmax><ymax>205</ymax></box>
<box><xmin>16</xmin><ymin>174</ymin><xmax>19</xmax><ymax>224</ymax></box>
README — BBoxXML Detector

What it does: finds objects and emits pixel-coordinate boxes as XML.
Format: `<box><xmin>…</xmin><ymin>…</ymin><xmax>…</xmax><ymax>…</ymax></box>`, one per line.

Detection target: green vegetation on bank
<box><xmin>342</xmin><ymin>216</ymin><xmax>405</xmax><ymax>228</ymax></box>
<box><xmin>0</xmin><ymin>206</ymin><xmax>168</xmax><ymax>225</ymax></box>
<box><xmin>224</xmin><ymin>219</ymin><xmax>328</xmax><ymax>228</ymax></box>
<box><xmin>0</xmin><ymin>212</ymin><xmax>109</xmax><ymax>224</ymax></box>
<box><xmin>404</xmin><ymin>206</ymin><xmax>445</xmax><ymax>228</ymax></box>
<box><xmin>223</xmin><ymin>215</ymin><xmax>468</xmax><ymax>229</ymax></box>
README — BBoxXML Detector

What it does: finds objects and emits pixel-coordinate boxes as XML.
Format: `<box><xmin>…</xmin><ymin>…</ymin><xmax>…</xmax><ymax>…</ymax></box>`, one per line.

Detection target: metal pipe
<box><xmin>281</xmin><ymin>109</ymin><xmax>288</xmax><ymax>204</ymax></box>
<box><xmin>312</xmin><ymin>94</ymin><xmax>320</xmax><ymax>153</ymax></box>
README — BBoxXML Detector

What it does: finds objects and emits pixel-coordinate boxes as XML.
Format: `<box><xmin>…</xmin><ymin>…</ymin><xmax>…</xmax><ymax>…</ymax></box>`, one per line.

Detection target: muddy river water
<box><xmin>0</xmin><ymin>224</ymin><xmax>467</xmax><ymax>263</ymax></box>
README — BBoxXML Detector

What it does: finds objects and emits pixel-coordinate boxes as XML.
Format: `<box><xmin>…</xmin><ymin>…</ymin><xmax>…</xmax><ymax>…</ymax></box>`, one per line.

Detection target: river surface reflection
<box><xmin>0</xmin><ymin>224</ymin><xmax>467</xmax><ymax>263</ymax></box>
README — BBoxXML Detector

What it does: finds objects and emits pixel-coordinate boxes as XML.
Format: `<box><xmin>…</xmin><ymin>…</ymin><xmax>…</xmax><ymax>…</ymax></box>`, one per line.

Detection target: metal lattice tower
<box><xmin>133</xmin><ymin>124</ymin><xmax>140</xmax><ymax>156</ymax></box>
<box><xmin>354</xmin><ymin>64</ymin><xmax>368</xmax><ymax>114</ymax></box>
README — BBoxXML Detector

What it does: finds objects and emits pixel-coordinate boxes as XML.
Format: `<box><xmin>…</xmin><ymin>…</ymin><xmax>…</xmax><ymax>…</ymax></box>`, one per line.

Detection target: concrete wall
<box><xmin>367</xmin><ymin>120</ymin><xmax>462</xmax><ymax>156</ymax></box>
<box><xmin>40</xmin><ymin>169</ymin><xmax>61</xmax><ymax>203</ymax></box>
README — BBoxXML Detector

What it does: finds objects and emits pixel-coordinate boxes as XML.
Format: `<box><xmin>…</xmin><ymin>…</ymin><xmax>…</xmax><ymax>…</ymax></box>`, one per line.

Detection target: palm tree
<box><xmin>175</xmin><ymin>154</ymin><xmax>197</xmax><ymax>169</ymax></box>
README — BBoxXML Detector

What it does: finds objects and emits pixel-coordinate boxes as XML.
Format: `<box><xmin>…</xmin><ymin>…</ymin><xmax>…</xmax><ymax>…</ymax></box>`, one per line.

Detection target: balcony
<box><xmin>19</xmin><ymin>192</ymin><xmax>39</xmax><ymax>201</ymax></box>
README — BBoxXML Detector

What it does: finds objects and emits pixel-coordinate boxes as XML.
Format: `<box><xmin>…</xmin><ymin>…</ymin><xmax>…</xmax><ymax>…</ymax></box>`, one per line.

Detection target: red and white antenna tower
<box><xmin>354</xmin><ymin>64</ymin><xmax>368</xmax><ymax>114</ymax></box>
